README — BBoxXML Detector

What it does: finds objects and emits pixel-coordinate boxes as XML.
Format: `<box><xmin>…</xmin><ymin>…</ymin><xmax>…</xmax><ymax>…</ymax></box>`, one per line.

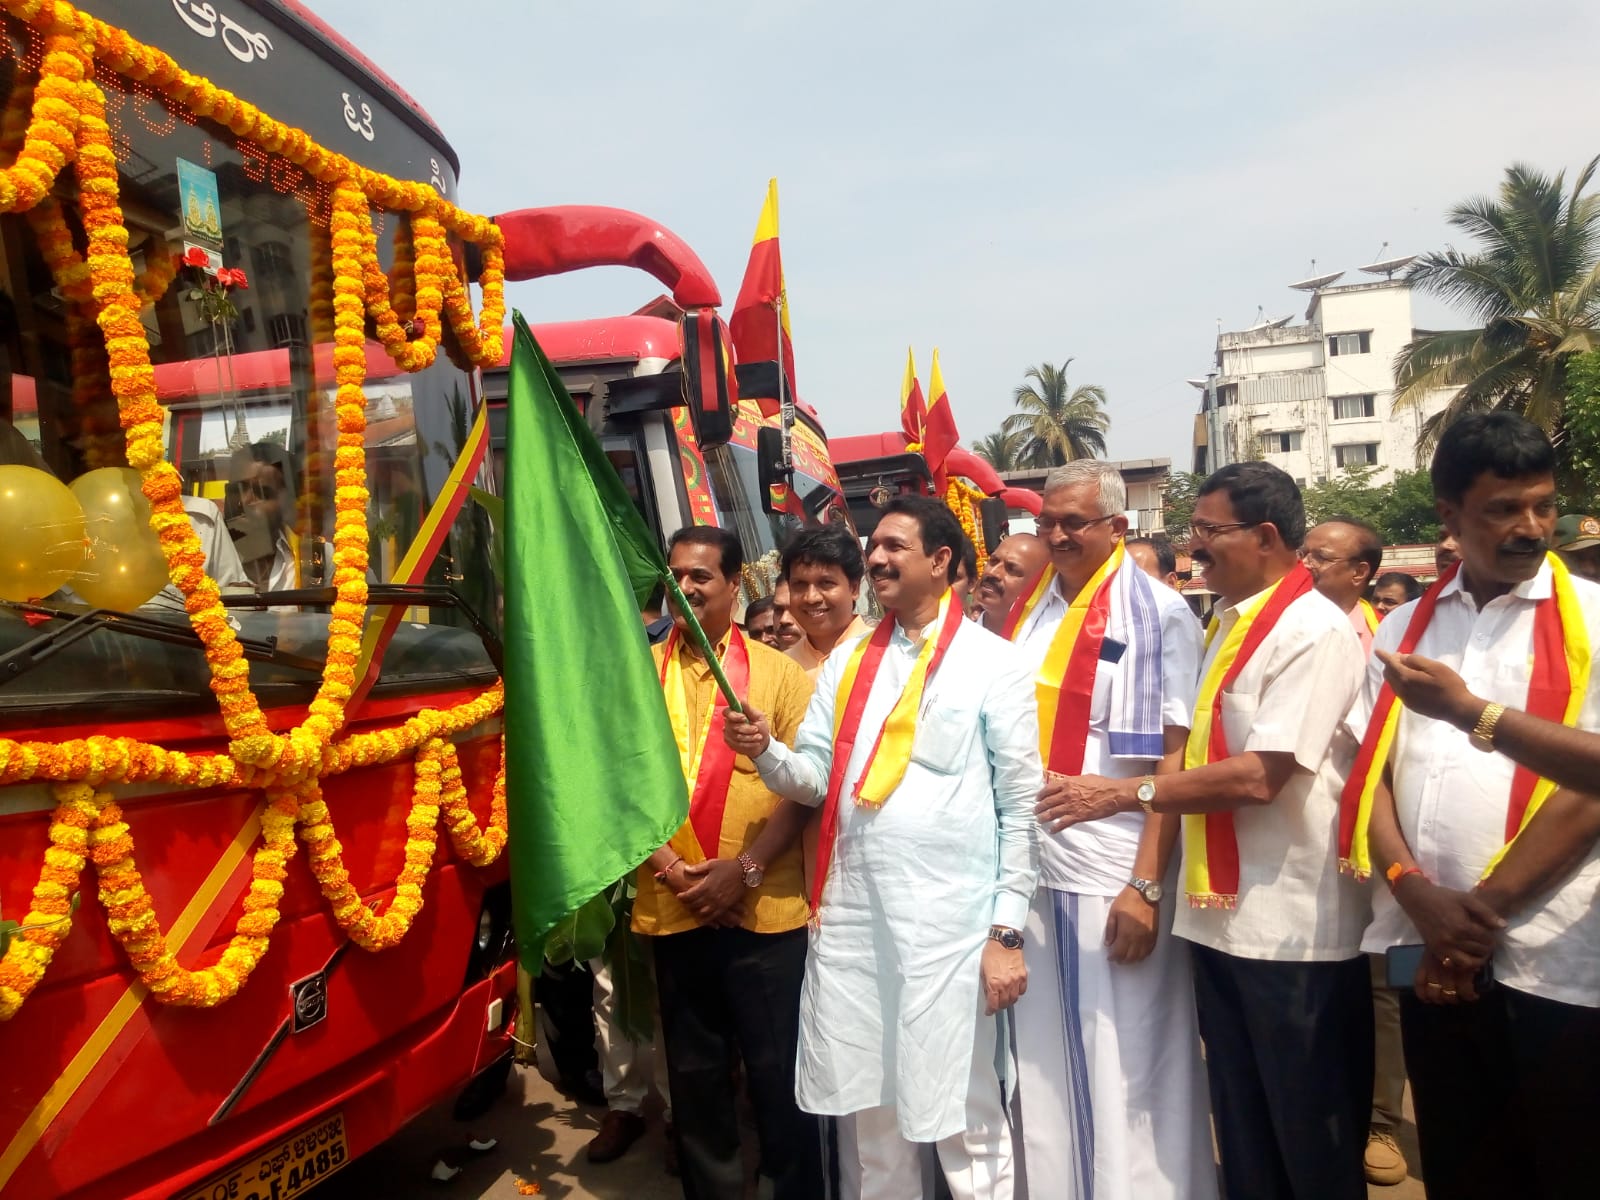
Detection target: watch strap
<box><xmin>1470</xmin><ymin>702</ymin><xmax>1507</xmax><ymax>751</ymax></box>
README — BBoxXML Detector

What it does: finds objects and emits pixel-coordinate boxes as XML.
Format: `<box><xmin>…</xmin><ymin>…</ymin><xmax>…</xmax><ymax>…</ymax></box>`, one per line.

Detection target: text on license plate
<box><xmin>179</xmin><ymin>1112</ymin><xmax>349</xmax><ymax>1200</ymax></box>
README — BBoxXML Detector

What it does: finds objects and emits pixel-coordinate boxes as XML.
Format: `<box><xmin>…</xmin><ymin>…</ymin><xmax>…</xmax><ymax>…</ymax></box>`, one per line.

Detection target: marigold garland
<box><xmin>0</xmin><ymin>0</ymin><xmax>514</xmax><ymax>1020</ymax></box>
<box><xmin>945</xmin><ymin>477</ymin><xmax>990</xmax><ymax>562</ymax></box>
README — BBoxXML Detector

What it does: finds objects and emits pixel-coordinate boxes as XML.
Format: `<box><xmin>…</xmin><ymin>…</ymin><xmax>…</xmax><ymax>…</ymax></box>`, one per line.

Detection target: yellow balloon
<box><xmin>0</xmin><ymin>465</ymin><xmax>87</xmax><ymax>602</ymax></box>
<box><xmin>70</xmin><ymin>467</ymin><xmax>171</xmax><ymax>611</ymax></box>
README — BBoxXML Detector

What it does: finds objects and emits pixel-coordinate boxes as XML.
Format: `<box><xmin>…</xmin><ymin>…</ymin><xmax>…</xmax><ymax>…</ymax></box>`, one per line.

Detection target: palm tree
<box><xmin>972</xmin><ymin>428</ymin><xmax>1027</xmax><ymax>471</ymax></box>
<box><xmin>1394</xmin><ymin>156</ymin><xmax>1600</xmax><ymax>451</ymax></box>
<box><xmin>1002</xmin><ymin>360</ymin><xmax>1109</xmax><ymax>466</ymax></box>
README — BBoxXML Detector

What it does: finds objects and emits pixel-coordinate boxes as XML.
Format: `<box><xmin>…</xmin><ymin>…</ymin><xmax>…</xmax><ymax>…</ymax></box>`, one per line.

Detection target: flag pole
<box><xmin>776</xmin><ymin>297</ymin><xmax>795</xmax><ymax>480</ymax></box>
<box><xmin>662</xmin><ymin>570</ymin><xmax>744</xmax><ymax>714</ymax></box>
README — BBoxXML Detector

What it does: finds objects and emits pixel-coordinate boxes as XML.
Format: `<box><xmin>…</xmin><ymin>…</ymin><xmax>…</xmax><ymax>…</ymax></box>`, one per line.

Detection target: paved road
<box><xmin>310</xmin><ymin>1064</ymin><xmax>1426</xmax><ymax>1199</ymax></box>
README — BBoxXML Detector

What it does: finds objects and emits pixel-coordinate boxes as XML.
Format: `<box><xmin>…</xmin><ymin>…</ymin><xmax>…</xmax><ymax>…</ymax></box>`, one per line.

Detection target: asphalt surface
<box><xmin>309</xmin><ymin>1063</ymin><xmax>1425</xmax><ymax>1199</ymax></box>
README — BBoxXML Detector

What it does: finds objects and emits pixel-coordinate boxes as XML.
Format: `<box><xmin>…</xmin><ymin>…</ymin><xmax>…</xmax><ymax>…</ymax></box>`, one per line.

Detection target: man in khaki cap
<box><xmin>1554</xmin><ymin>513</ymin><xmax>1600</xmax><ymax>582</ymax></box>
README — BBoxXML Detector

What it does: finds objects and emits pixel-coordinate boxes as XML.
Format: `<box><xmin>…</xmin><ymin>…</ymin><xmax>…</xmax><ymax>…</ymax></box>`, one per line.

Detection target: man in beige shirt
<box><xmin>781</xmin><ymin>526</ymin><xmax>869</xmax><ymax>681</ymax></box>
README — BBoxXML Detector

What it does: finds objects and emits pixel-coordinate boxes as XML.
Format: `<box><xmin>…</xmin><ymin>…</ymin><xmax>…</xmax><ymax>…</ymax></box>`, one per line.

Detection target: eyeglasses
<box><xmin>1036</xmin><ymin>513</ymin><xmax>1116</xmax><ymax>538</ymax></box>
<box><xmin>1297</xmin><ymin>547</ymin><xmax>1359</xmax><ymax>567</ymax></box>
<box><xmin>1188</xmin><ymin>519</ymin><xmax>1258</xmax><ymax>541</ymax></box>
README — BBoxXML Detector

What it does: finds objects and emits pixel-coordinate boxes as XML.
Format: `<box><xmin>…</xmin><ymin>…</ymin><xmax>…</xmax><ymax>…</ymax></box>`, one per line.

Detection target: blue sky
<box><xmin>317</xmin><ymin>0</ymin><xmax>1598</xmax><ymax>468</ymax></box>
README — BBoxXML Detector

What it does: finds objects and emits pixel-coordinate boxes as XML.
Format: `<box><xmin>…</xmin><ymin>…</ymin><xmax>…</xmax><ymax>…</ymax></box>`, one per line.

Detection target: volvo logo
<box><xmin>290</xmin><ymin>972</ymin><xmax>329</xmax><ymax>1033</ymax></box>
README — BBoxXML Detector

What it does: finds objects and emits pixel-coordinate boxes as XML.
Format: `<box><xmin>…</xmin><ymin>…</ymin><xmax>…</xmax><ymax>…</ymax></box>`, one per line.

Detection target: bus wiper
<box><xmin>220</xmin><ymin>583</ymin><xmax>503</xmax><ymax>673</ymax></box>
<box><xmin>0</xmin><ymin>600</ymin><xmax>325</xmax><ymax>686</ymax></box>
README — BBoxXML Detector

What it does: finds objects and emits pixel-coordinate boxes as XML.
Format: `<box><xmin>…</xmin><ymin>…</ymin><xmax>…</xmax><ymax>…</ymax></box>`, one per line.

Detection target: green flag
<box><xmin>502</xmin><ymin>313</ymin><xmax>687</xmax><ymax>967</ymax></box>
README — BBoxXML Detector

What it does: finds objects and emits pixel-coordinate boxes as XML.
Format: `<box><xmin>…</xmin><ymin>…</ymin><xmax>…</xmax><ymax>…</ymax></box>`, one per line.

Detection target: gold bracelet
<box><xmin>1469</xmin><ymin>701</ymin><xmax>1507</xmax><ymax>752</ymax></box>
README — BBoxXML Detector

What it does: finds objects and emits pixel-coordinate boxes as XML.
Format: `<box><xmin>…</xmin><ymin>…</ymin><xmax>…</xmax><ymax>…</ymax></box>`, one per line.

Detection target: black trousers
<box><xmin>652</xmin><ymin>925</ymin><xmax>822</xmax><ymax>1200</ymax></box>
<box><xmin>1191</xmin><ymin>946</ymin><xmax>1372</xmax><ymax>1200</ymax></box>
<box><xmin>1400</xmin><ymin>983</ymin><xmax>1600</xmax><ymax>1199</ymax></box>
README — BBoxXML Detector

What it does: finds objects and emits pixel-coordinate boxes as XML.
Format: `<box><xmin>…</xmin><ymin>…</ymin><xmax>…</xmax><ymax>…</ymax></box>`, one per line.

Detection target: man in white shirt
<box><xmin>1300</xmin><ymin>514</ymin><xmax>1408</xmax><ymax>1186</ymax></box>
<box><xmin>726</xmin><ymin>495</ymin><xmax>1041</xmax><ymax>1200</ymax></box>
<box><xmin>1040</xmin><ymin>462</ymin><xmax>1371</xmax><ymax>1199</ymax></box>
<box><xmin>144</xmin><ymin>494</ymin><xmax>253</xmax><ymax>615</ymax></box>
<box><xmin>1347</xmin><ymin>412</ymin><xmax>1600</xmax><ymax>1198</ymax></box>
<box><xmin>1006</xmin><ymin>462</ymin><xmax>1212</xmax><ymax>1200</ymax></box>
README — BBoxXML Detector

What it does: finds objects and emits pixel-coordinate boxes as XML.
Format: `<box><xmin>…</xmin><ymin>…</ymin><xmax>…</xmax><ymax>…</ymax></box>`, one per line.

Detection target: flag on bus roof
<box><xmin>924</xmin><ymin>348</ymin><xmax>961</xmax><ymax>494</ymax></box>
<box><xmin>501</xmin><ymin>313</ymin><xmax>687</xmax><ymax>966</ymax></box>
<box><xmin>900</xmin><ymin>346</ymin><xmax>926</xmax><ymax>446</ymax></box>
<box><xmin>729</xmin><ymin>178</ymin><xmax>797</xmax><ymax>418</ymax></box>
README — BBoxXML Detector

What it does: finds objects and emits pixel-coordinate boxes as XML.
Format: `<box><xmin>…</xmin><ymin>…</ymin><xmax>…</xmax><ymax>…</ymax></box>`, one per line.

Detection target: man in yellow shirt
<box><xmin>635</xmin><ymin>525</ymin><xmax>821</xmax><ymax>1200</ymax></box>
<box><xmin>782</xmin><ymin>525</ymin><xmax>869</xmax><ymax>681</ymax></box>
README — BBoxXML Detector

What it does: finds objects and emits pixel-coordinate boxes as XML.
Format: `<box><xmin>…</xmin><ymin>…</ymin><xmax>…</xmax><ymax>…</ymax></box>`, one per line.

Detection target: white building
<box><xmin>1191</xmin><ymin>269</ymin><xmax>1452</xmax><ymax>486</ymax></box>
<box><xmin>999</xmin><ymin>458</ymin><xmax>1169</xmax><ymax>534</ymax></box>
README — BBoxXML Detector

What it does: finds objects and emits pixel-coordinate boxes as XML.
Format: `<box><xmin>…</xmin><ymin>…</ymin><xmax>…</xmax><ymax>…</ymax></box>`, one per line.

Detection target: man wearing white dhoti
<box><xmin>1003</xmin><ymin>461</ymin><xmax>1214</xmax><ymax>1200</ymax></box>
<box><xmin>726</xmin><ymin>495</ymin><xmax>1041</xmax><ymax>1200</ymax></box>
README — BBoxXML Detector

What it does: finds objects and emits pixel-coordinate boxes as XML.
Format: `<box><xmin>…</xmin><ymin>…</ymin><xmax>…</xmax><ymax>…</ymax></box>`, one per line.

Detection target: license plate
<box><xmin>179</xmin><ymin>1112</ymin><xmax>349</xmax><ymax>1200</ymax></box>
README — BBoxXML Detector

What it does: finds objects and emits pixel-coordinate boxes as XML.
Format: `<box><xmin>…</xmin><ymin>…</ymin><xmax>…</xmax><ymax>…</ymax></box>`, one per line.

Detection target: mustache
<box><xmin>1191</xmin><ymin>551</ymin><xmax>1214</xmax><ymax>569</ymax></box>
<box><xmin>870</xmin><ymin>567</ymin><xmax>899</xmax><ymax>581</ymax></box>
<box><xmin>1499</xmin><ymin>537</ymin><xmax>1548</xmax><ymax>556</ymax></box>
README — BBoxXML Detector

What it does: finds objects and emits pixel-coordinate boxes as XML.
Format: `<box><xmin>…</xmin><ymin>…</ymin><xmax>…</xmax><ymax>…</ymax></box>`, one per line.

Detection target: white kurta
<box><xmin>1010</xmin><ymin>570</ymin><xmax>1214</xmax><ymax>1200</ymax></box>
<box><xmin>755</xmin><ymin>617</ymin><xmax>1042</xmax><ymax>1142</ymax></box>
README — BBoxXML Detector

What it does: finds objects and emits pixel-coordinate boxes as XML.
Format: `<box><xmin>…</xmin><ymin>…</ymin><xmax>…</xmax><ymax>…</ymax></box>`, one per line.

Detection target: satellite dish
<box><xmin>1360</xmin><ymin>255</ymin><xmax>1417</xmax><ymax>279</ymax></box>
<box><xmin>1267</xmin><ymin>314</ymin><xmax>1293</xmax><ymax>328</ymax></box>
<box><xmin>1289</xmin><ymin>270</ymin><xmax>1344</xmax><ymax>291</ymax></box>
<box><xmin>1186</xmin><ymin>378</ymin><xmax>1210</xmax><ymax>389</ymax></box>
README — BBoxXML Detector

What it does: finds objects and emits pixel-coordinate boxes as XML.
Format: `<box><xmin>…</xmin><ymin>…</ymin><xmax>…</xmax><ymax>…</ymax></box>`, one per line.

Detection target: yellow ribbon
<box><xmin>1035</xmin><ymin>542</ymin><xmax>1124</xmax><ymax>763</ymax></box>
<box><xmin>1181</xmin><ymin>578</ymin><xmax>1282</xmax><ymax>903</ymax></box>
<box><xmin>836</xmin><ymin>590</ymin><xmax>957</xmax><ymax>806</ymax></box>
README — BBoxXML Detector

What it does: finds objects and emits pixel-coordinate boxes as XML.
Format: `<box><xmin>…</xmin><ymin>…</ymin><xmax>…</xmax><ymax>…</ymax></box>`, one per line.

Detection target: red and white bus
<box><xmin>0</xmin><ymin>4</ymin><xmax>517</xmax><ymax>1199</ymax></box>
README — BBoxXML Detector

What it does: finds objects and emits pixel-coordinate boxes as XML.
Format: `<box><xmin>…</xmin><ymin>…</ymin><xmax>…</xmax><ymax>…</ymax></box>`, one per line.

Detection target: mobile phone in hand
<box><xmin>1384</xmin><ymin>943</ymin><xmax>1495</xmax><ymax>991</ymax></box>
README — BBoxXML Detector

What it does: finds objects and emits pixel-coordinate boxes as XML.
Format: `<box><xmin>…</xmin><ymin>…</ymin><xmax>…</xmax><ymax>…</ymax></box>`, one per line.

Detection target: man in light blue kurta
<box><xmin>728</xmin><ymin>496</ymin><xmax>1041</xmax><ymax>1200</ymax></box>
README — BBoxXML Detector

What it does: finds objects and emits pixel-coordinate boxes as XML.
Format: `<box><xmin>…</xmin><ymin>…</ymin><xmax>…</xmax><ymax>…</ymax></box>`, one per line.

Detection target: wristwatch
<box><xmin>1129</xmin><ymin>877</ymin><xmax>1164</xmax><ymax>904</ymax></box>
<box><xmin>1469</xmin><ymin>702</ymin><xmax>1507</xmax><ymax>752</ymax></box>
<box><xmin>1135</xmin><ymin>776</ymin><xmax>1156</xmax><ymax>813</ymax></box>
<box><xmin>988</xmin><ymin>926</ymin><xmax>1024</xmax><ymax>951</ymax></box>
<box><xmin>736</xmin><ymin>852</ymin><xmax>765</xmax><ymax>888</ymax></box>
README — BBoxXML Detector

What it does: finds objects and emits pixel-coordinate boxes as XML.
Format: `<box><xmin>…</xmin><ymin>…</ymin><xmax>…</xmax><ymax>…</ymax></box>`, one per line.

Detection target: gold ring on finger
<box><xmin>1441</xmin><ymin>955</ymin><xmax>1452</xmax><ymax>967</ymax></box>
<box><xmin>1443</xmin><ymin>988</ymin><xmax>1458</xmax><ymax>997</ymax></box>
<box><xmin>1426</xmin><ymin>981</ymin><xmax>1442</xmax><ymax>990</ymax></box>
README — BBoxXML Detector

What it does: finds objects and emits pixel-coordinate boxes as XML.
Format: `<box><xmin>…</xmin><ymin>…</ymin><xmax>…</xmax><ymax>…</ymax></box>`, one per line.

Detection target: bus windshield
<box><xmin>0</xmin><ymin>12</ymin><xmax>497</xmax><ymax>719</ymax></box>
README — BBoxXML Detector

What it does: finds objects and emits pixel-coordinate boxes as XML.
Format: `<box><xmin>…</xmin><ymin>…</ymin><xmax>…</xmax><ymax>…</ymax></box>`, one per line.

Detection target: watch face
<box><xmin>1137</xmin><ymin>780</ymin><xmax>1156</xmax><ymax>802</ymax></box>
<box><xmin>744</xmin><ymin>866</ymin><xmax>764</xmax><ymax>887</ymax></box>
<box><xmin>1143</xmin><ymin>882</ymin><xmax>1164</xmax><ymax>903</ymax></box>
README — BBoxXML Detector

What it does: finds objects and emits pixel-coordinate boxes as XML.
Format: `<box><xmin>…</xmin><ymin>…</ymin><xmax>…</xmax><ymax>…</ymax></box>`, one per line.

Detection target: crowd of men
<box><xmin>565</xmin><ymin>410</ymin><xmax>1600</xmax><ymax>1200</ymax></box>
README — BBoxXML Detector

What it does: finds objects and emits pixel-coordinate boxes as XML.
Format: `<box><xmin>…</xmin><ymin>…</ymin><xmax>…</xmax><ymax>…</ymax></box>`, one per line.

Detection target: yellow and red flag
<box><xmin>900</xmin><ymin>347</ymin><xmax>926</xmax><ymax>445</ymax></box>
<box><xmin>924</xmin><ymin>349</ymin><xmax>961</xmax><ymax>491</ymax></box>
<box><xmin>729</xmin><ymin>178</ymin><xmax>796</xmax><ymax>417</ymax></box>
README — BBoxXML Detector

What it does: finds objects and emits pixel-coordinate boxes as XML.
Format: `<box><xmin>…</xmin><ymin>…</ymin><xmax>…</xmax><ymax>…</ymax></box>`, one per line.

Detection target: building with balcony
<box><xmin>1191</xmin><ymin>271</ymin><xmax>1453</xmax><ymax>486</ymax></box>
<box><xmin>999</xmin><ymin>457</ymin><xmax>1170</xmax><ymax>534</ymax></box>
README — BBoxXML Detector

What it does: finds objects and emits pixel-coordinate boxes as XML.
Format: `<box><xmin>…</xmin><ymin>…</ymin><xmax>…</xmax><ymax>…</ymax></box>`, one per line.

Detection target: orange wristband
<box><xmin>1385</xmin><ymin>862</ymin><xmax>1426</xmax><ymax>894</ymax></box>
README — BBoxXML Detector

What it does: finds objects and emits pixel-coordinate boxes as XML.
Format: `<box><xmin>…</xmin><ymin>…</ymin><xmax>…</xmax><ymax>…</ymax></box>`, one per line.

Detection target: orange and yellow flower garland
<box><xmin>945</xmin><ymin>476</ymin><xmax>989</xmax><ymax>562</ymax></box>
<box><xmin>0</xmin><ymin>681</ymin><xmax>506</xmax><ymax>1018</ymax></box>
<box><xmin>0</xmin><ymin>0</ymin><xmax>513</xmax><ymax>1020</ymax></box>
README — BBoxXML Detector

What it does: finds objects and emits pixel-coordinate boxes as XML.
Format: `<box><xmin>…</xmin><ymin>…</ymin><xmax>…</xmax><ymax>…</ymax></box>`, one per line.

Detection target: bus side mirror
<box><xmin>680</xmin><ymin>309</ymin><xmax>735</xmax><ymax>450</ymax></box>
<box><xmin>757</xmin><ymin>426</ymin><xmax>789</xmax><ymax>515</ymax></box>
<box><xmin>979</xmin><ymin>497</ymin><xmax>1009</xmax><ymax>553</ymax></box>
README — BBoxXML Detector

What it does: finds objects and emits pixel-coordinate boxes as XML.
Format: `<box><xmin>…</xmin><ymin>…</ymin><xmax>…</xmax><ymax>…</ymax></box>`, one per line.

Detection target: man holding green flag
<box><xmin>500</xmin><ymin>314</ymin><xmax>821</xmax><ymax>1197</ymax></box>
<box><xmin>633</xmin><ymin>524</ymin><xmax>823</xmax><ymax>1200</ymax></box>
